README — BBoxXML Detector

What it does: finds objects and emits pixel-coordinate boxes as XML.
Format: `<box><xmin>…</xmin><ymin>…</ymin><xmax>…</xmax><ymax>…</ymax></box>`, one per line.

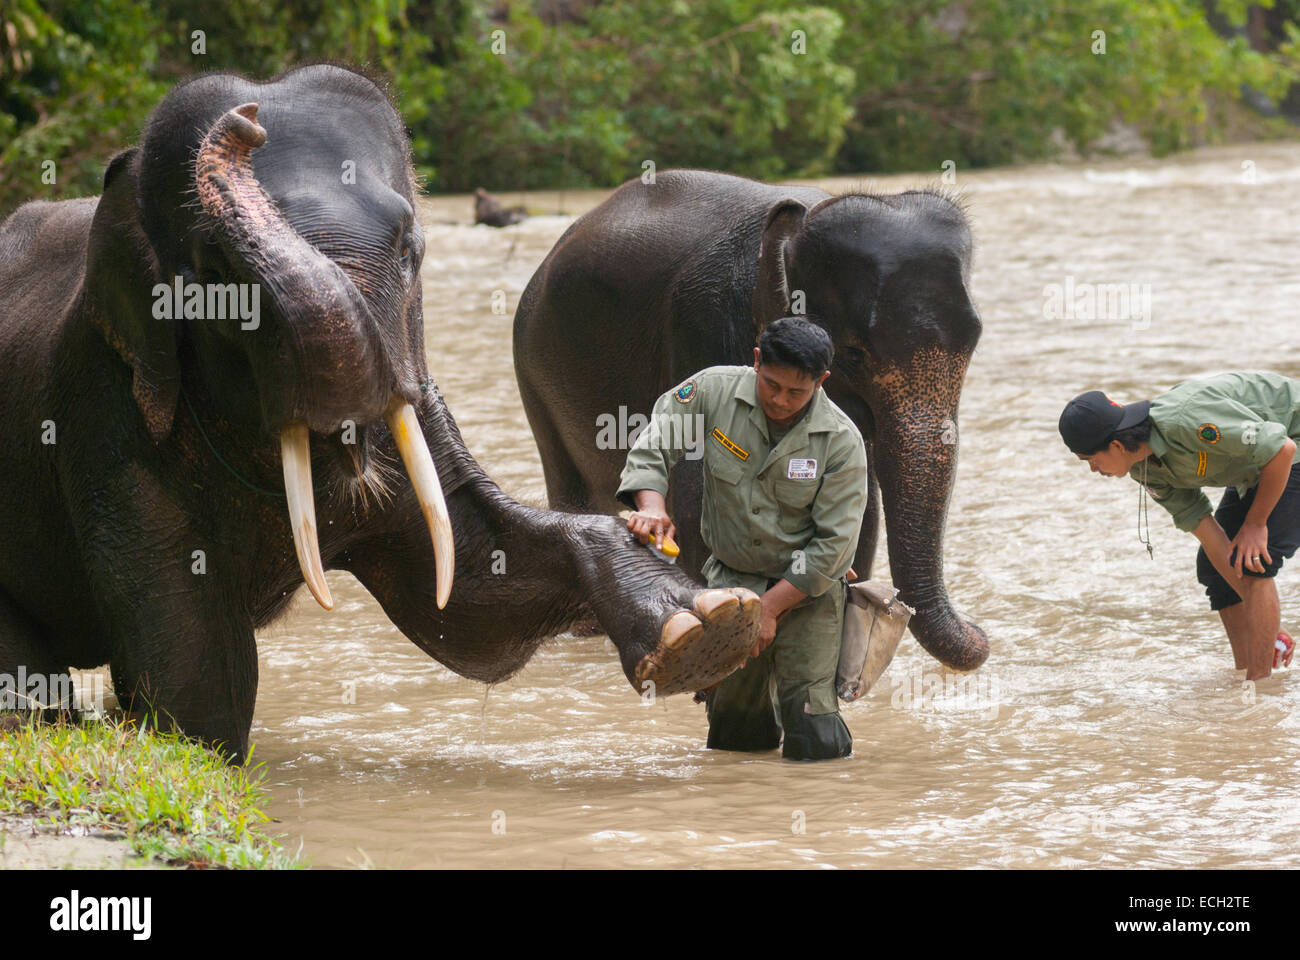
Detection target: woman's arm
<box><xmin>1192</xmin><ymin>514</ymin><xmax>1247</xmax><ymax>595</ymax></box>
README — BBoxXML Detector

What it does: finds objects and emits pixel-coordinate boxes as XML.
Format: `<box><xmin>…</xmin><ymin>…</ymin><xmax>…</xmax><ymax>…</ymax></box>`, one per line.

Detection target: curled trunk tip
<box><xmin>912</xmin><ymin>617</ymin><xmax>989</xmax><ymax>671</ymax></box>
<box><xmin>223</xmin><ymin>102</ymin><xmax>266</xmax><ymax>149</ymax></box>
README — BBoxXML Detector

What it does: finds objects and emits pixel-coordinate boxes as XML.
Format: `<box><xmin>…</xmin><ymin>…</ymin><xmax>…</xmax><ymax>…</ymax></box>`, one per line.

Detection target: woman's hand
<box><xmin>1229</xmin><ymin>521</ymin><xmax>1271</xmax><ymax>575</ymax></box>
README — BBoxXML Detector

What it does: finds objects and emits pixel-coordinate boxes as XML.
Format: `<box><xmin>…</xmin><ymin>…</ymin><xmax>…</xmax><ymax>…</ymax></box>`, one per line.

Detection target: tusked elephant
<box><xmin>0</xmin><ymin>66</ymin><xmax>761</xmax><ymax>764</ymax></box>
<box><xmin>513</xmin><ymin>170</ymin><xmax>988</xmax><ymax>670</ymax></box>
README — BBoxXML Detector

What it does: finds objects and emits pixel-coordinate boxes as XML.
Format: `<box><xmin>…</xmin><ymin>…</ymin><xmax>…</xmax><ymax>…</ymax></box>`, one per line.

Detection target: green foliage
<box><xmin>579</xmin><ymin>0</ymin><xmax>855</xmax><ymax>181</ymax></box>
<box><xmin>834</xmin><ymin>0</ymin><xmax>1292</xmax><ymax>174</ymax></box>
<box><xmin>1</xmin><ymin>0</ymin><xmax>1298</xmax><ymax>214</ymax></box>
<box><xmin>0</xmin><ymin>0</ymin><xmax>167</xmax><ymax>213</ymax></box>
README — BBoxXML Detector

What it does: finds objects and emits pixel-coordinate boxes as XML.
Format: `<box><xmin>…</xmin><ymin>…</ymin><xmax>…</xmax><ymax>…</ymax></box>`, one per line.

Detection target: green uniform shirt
<box><xmin>1129</xmin><ymin>371</ymin><xmax>1300</xmax><ymax>532</ymax></box>
<box><xmin>617</xmin><ymin>365</ymin><xmax>869</xmax><ymax>597</ymax></box>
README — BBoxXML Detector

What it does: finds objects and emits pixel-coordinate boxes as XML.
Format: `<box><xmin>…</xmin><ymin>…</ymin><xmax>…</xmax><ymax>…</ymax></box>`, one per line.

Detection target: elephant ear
<box><xmin>751</xmin><ymin>199</ymin><xmax>808</xmax><ymax>332</ymax></box>
<box><xmin>84</xmin><ymin>147</ymin><xmax>180</xmax><ymax>443</ymax></box>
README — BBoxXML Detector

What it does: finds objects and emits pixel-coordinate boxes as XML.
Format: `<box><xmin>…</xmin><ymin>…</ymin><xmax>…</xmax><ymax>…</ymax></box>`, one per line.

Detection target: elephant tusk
<box><xmin>385</xmin><ymin>399</ymin><xmax>455</xmax><ymax>609</ymax></box>
<box><xmin>280</xmin><ymin>423</ymin><xmax>334</xmax><ymax>611</ymax></box>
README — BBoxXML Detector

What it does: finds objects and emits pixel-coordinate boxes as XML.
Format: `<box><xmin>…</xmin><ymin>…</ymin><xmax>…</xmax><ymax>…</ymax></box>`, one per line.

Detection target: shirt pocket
<box><xmin>772</xmin><ymin>477</ymin><xmax>820</xmax><ymax>533</ymax></box>
<box><xmin>705</xmin><ymin>449</ymin><xmax>748</xmax><ymax>513</ymax></box>
<box><xmin>707</xmin><ymin>449</ymin><xmax>747</xmax><ymax>486</ymax></box>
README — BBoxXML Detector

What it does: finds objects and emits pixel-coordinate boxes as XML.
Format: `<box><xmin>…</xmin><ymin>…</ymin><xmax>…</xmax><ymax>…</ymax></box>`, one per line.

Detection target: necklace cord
<box><xmin>1139</xmin><ymin>457</ymin><xmax>1154</xmax><ymax>558</ymax></box>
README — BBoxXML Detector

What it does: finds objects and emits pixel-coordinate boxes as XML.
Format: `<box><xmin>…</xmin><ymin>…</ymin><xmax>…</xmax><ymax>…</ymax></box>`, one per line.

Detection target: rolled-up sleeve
<box><xmin>1240</xmin><ymin>420</ymin><xmax>1289</xmax><ymax>469</ymax></box>
<box><xmin>1144</xmin><ymin>477</ymin><xmax>1212</xmax><ymax>532</ymax></box>
<box><xmin>781</xmin><ymin>441</ymin><xmax>868</xmax><ymax>597</ymax></box>
<box><xmin>616</xmin><ymin>387</ymin><xmax>689</xmax><ymax>510</ymax></box>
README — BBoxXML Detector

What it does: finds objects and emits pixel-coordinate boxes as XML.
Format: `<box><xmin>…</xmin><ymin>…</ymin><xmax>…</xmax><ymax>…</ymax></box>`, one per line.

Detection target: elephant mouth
<box><xmin>278</xmin><ymin>398</ymin><xmax>454</xmax><ymax>612</ymax></box>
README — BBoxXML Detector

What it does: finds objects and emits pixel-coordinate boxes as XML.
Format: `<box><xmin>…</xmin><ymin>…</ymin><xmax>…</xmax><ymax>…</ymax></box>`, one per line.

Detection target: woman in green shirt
<box><xmin>1060</xmin><ymin>371</ymin><xmax>1300</xmax><ymax>680</ymax></box>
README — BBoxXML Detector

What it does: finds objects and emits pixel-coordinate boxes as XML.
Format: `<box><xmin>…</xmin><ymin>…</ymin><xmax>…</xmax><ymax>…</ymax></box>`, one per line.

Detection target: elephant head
<box><xmin>58</xmin><ymin>65</ymin><xmax>759</xmax><ymax>757</ymax></box>
<box><xmin>84</xmin><ymin>67</ymin><xmax>449</xmax><ymax>612</ymax></box>
<box><xmin>752</xmin><ymin>190</ymin><xmax>987</xmax><ymax>670</ymax></box>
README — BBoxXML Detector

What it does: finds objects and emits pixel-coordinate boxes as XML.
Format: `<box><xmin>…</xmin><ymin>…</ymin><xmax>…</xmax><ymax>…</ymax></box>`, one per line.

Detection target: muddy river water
<box><xmin>233</xmin><ymin>143</ymin><xmax>1300</xmax><ymax>868</ymax></box>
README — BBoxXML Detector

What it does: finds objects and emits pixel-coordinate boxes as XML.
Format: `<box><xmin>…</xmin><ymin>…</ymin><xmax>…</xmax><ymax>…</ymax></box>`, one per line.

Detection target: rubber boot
<box><xmin>779</xmin><ymin>699</ymin><xmax>852</xmax><ymax>761</ymax></box>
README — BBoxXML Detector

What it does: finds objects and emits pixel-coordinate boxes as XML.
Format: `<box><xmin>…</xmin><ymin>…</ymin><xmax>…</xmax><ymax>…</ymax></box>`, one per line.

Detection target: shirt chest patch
<box><xmin>787</xmin><ymin>458</ymin><xmax>818</xmax><ymax>479</ymax></box>
<box><xmin>712</xmin><ymin>427</ymin><xmax>749</xmax><ymax>461</ymax></box>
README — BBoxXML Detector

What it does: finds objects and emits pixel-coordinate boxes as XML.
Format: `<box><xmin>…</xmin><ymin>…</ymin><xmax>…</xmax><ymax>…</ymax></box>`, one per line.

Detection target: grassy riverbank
<box><xmin>0</xmin><ymin>714</ymin><xmax>301</xmax><ymax>869</ymax></box>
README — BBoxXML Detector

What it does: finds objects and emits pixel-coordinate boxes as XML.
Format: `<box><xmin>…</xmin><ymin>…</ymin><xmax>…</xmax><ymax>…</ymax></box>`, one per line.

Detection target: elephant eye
<box><xmin>398</xmin><ymin>241</ymin><xmax>413</xmax><ymax>271</ymax></box>
<box><xmin>843</xmin><ymin>346</ymin><xmax>867</xmax><ymax>367</ymax></box>
<box><xmin>399</xmin><ymin>229</ymin><xmax>423</xmax><ymax>270</ymax></box>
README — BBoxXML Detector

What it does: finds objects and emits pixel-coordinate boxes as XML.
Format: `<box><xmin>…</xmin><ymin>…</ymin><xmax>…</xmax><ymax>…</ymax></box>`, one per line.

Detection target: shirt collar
<box><xmin>1146</xmin><ymin>421</ymin><xmax>1169</xmax><ymax>459</ymax></box>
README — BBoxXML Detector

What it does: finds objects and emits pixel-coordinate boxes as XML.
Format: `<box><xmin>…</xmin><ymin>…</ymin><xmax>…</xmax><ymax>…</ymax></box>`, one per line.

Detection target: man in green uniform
<box><xmin>1059</xmin><ymin>371</ymin><xmax>1300</xmax><ymax>679</ymax></box>
<box><xmin>617</xmin><ymin>317</ymin><xmax>868</xmax><ymax>761</ymax></box>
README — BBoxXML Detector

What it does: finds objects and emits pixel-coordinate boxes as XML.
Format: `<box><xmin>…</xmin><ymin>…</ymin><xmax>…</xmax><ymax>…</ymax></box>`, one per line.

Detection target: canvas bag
<box><xmin>836</xmin><ymin>580</ymin><xmax>914</xmax><ymax>702</ymax></box>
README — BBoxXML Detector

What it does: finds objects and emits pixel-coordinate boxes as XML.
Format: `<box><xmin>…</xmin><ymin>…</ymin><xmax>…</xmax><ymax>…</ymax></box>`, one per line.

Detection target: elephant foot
<box><xmin>635</xmin><ymin>588</ymin><xmax>760</xmax><ymax>696</ymax></box>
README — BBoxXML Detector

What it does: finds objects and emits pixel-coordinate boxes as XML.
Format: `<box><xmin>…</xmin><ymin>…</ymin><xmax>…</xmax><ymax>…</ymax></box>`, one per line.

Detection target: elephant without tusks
<box><xmin>0</xmin><ymin>67</ymin><xmax>762</xmax><ymax>763</ymax></box>
<box><xmin>513</xmin><ymin>170</ymin><xmax>988</xmax><ymax>671</ymax></box>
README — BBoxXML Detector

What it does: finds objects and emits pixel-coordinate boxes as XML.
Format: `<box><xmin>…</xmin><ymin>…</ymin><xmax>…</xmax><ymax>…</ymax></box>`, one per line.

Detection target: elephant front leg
<box><xmin>570</xmin><ymin>516</ymin><xmax>763</xmax><ymax>697</ymax></box>
<box><xmin>0</xmin><ymin>588</ymin><xmax>72</xmax><ymax>724</ymax></box>
<box><xmin>343</xmin><ymin>483</ymin><xmax>763</xmax><ymax>698</ymax></box>
<box><xmin>110</xmin><ymin>621</ymin><xmax>259</xmax><ymax>764</ymax></box>
<box><xmin>666</xmin><ymin>456</ymin><xmax>708</xmax><ymax>577</ymax></box>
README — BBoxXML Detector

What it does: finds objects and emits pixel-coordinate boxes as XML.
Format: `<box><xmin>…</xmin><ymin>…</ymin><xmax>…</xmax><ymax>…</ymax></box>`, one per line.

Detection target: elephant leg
<box><xmin>0</xmin><ymin>589</ymin><xmax>69</xmax><ymax>722</ymax></box>
<box><xmin>519</xmin><ymin>374</ymin><xmax>594</xmax><ymax>512</ymax></box>
<box><xmin>109</xmin><ymin>621</ymin><xmax>259</xmax><ymax>764</ymax></box>
<box><xmin>666</xmin><ymin>456</ymin><xmax>709</xmax><ymax>578</ymax></box>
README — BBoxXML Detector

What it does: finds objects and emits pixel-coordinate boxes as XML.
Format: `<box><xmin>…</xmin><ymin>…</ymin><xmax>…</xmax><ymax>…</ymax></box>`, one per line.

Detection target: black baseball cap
<box><xmin>1059</xmin><ymin>391</ymin><xmax>1152</xmax><ymax>455</ymax></box>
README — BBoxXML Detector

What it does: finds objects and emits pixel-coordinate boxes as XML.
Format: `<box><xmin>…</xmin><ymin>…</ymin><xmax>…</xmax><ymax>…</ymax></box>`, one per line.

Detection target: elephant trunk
<box><xmin>870</xmin><ymin>349</ymin><xmax>988</xmax><ymax>671</ymax></box>
<box><xmin>193</xmin><ymin>102</ymin><xmax>389</xmax><ymax>431</ymax></box>
<box><xmin>193</xmin><ymin>104</ymin><xmax>454</xmax><ymax>614</ymax></box>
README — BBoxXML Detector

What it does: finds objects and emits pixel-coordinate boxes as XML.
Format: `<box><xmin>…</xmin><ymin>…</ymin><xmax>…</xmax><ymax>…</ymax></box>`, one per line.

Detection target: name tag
<box><xmin>787</xmin><ymin>458</ymin><xmax>817</xmax><ymax>479</ymax></box>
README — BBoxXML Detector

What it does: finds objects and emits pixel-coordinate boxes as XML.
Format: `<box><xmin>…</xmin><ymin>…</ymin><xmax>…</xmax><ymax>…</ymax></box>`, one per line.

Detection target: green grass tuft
<box><xmin>0</xmin><ymin>713</ymin><xmax>302</xmax><ymax>869</ymax></box>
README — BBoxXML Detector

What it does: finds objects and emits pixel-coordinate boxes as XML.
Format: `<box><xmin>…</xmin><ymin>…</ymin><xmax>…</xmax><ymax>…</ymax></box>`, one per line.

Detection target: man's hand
<box><xmin>627</xmin><ymin>490</ymin><xmax>676</xmax><ymax>548</ymax></box>
<box><xmin>753</xmin><ymin>579</ymin><xmax>808</xmax><ymax>658</ymax></box>
<box><xmin>1229</xmin><ymin>521</ymin><xmax>1271</xmax><ymax>576</ymax></box>
<box><xmin>754</xmin><ymin>608</ymin><xmax>779</xmax><ymax>659</ymax></box>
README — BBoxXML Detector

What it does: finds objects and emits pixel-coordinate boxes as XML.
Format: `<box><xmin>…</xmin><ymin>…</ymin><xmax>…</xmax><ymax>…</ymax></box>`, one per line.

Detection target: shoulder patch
<box><xmin>1197</xmin><ymin>423</ymin><xmax>1220</xmax><ymax>444</ymax></box>
<box><xmin>673</xmin><ymin>379</ymin><xmax>698</xmax><ymax>404</ymax></box>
